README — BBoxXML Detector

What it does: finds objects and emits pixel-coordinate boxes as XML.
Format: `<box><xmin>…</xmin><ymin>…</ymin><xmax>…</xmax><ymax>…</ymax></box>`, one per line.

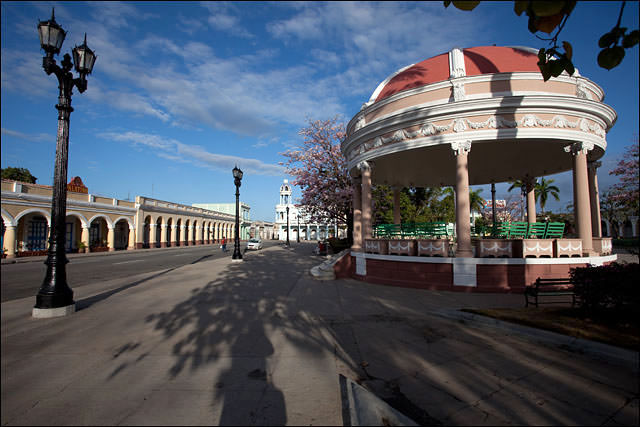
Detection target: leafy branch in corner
<box><xmin>444</xmin><ymin>1</ymin><xmax>639</xmax><ymax>81</ymax></box>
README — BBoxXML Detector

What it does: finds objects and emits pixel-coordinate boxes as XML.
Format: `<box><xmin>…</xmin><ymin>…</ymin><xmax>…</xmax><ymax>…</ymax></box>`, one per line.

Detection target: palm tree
<box><xmin>469</xmin><ymin>188</ymin><xmax>485</xmax><ymax>214</ymax></box>
<box><xmin>507</xmin><ymin>179</ymin><xmax>525</xmax><ymax>193</ymax></box>
<box><xmin>507</xmin><ymin>179</ymin><xmax>526</xmax><ymax>220</ymax></box>
<box><xmin>535</xmin><ymin>177</ymin><xmax>560</xmax><ymax>214</ymax></box>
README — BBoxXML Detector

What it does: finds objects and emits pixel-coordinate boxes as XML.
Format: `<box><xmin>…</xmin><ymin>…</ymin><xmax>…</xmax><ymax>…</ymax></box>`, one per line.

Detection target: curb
<box><xmin>339</xmin><ymin>375</ymin><xmax>418</xmax><ymax>426</ymax></box>
<box><xmin>310</xmin><ymin>249</ymin><xmax>350</xmax><ymax>280</ymax></box>
<box><xmin>432</xmin><ymin>309</ymin><xmax>639</xmax><ymax>371</ymax></box>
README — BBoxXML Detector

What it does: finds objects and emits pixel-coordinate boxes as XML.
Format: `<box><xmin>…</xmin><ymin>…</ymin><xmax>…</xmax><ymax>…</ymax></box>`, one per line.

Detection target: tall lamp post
<box><xmin>232</xmin><ymin>166</ymin><xmax>243</xmax><ymax>261</ymax></box>
<box><xmin>491</xmin><ymin>183</ymin><xmax>497</xmax><ymax>231</ymax></box>
<box><xmin>286</xmin><ymin>206</ymin><xmax>290</xmax><ymax>246</ymax></box>
<box><xmin>296</xmin><ymin>212</ymin><xmax>300</xmax><ymax>243</ymax></box>
<box><xmin>33</xmin><ymin>9</ymin><xmax>96</xmax><ymax>318</ymax></box>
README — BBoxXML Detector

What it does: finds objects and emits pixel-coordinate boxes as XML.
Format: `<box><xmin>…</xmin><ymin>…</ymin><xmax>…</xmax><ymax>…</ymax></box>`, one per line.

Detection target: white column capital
<box><xmin>357</xmin><ymin>160</ymin><xmax>372</xmax><ymax>172</ymax></box>
<box><xmin>564</xmin><ymin>141</ymin><xmax>594</xmax><ymax>156</ymax></box>
<box><xmin>451</xmin><ymin>140</ymin><xmax>472</xmax><ymax>156</ymax></box>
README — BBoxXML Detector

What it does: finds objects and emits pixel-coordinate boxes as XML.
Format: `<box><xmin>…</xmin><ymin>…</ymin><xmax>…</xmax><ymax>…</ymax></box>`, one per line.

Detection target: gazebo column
<box><xmin>359</xmin><ymin>161</ymin><xmax>372</xmax><ymax>240</ymax></box>
<box><xmin>352</xmin><ymin>175</ymin><xmax>362</xmax><ymax>251</ymax></box>
<box><xmin>566</xmin><ymin>142</ymin><xmax>595</xmax><ymax>255</ymax></box>
<box><xmin>525</xmin><ymin>177</ymin><xmax>537</xmax><ymax>223</ymax></box>
<box><xmin>587</xmin><ymin>161</ymin><xmax>602</xmax><ymax>237</ymax></box>
<box><xmin>392</xmin><ymin>186</ymin><xmax>401</xmax><ymax>224</ymax></box>
<box><xmin>452</xmin><ymin>141</ymin><xmax>473</xmax><ymax>257</ymax></box>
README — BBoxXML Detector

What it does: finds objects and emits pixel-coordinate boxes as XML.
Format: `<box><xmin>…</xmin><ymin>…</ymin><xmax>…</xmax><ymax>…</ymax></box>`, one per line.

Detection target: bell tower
<box><xmin>279</xmin><ymin>179</ymin><xmax>292</xmax><ymax>206</ymax></box>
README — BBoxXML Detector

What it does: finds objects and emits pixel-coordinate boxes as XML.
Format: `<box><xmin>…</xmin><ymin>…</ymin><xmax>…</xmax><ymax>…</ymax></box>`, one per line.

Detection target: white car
<box><xmin>246</xmin><ymin>238</ymin><xmax>263</xmax><ymax>250</ymax></box>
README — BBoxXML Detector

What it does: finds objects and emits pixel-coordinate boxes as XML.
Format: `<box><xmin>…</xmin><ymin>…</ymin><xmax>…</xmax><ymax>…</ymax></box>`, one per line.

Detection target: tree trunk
<box><xmin>346</xmin><ymin>209</ymin><xmax>354</xmax><ymax>245</ymax></box>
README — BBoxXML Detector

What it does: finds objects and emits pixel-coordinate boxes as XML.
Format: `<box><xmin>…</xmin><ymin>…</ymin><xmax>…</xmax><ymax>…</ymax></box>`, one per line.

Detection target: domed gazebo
<box><xmin>340</xmin><ymin>46</ymin><xmax>617</xmax><ymax>292</ymax></box>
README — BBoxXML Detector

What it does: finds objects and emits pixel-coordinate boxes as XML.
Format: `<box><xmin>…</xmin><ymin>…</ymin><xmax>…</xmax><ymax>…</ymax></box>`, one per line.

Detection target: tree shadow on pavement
<box><xmin>143</xmin><ymin>243</ymin><xmax>338</xmax><ymax>425</ymax></box>
<box><xmin>109</xmin><ymin>242</ymin><xmax>638</xmax><ymax>426</ymax></box>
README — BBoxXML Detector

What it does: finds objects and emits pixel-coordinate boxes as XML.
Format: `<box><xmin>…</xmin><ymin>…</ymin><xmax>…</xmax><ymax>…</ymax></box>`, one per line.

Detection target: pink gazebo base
<box><xmin>364</xmin><ymin>239</ymin><xmax>388</xmax><ymax>255</ymax></box>
<box><xmin>417</xmin><ymin>239</ymin><xmax>450</xmax><ymax>257</ymax></box>
<box><xmin>475</xmin><ymin>239</ymin><xmax>514</xmax><ymax>258</ymax></box>
<box><xmin>592</xmin><ymin>237</ymin><xmax>613</xmax><ymax>255</ymax></box>
<box><xmin>513</xmin><ymin>239</ymin><xmax>554</xmax><ymax>258</ymax></box>
<box><xmin>388</xmin><ymin>239</ymin><xmax>416</xmax><ymax>256</ymax></box>
<box><xmin>334</xmin><ymin>252</ymin><xmax>617</xmax><ymax>294</ymax></box>
<box><xmin>554</xmin><ymin>239</ymin><xmax>583</xmax><ymax>257</ymax></box>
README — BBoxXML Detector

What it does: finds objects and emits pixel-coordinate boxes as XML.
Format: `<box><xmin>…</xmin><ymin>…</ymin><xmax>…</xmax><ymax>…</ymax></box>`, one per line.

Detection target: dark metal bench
<box><xmin>524</xmin><ymin>277</ymin><xmax>576</xmax><ymax>307</ymax></box>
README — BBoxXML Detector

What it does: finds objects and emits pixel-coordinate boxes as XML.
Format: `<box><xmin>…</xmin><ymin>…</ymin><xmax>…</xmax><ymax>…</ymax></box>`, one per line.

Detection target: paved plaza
<box><xmin>2</xmin><ymin>243</ymin><xmax>638</xmax><ymax>425</ymax></box>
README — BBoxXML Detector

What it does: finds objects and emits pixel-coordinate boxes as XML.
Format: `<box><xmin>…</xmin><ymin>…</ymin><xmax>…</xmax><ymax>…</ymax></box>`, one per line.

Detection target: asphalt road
<box><xmin>1</xmin><ymin>241</ymin><xmax>281</xmax><ymax>303</ymax></box>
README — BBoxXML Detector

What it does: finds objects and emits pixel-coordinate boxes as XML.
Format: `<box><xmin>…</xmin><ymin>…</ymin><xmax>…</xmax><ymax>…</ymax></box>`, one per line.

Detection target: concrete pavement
<box><xmin>2</xmin><ymin>242</ymin><xmax>638</xmax><ymax>425</ymax></box>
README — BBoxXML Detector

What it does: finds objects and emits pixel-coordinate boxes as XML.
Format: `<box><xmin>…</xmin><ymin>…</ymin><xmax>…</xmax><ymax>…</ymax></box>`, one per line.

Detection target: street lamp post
<box><xmin>232</xmin><ymin>166</ymin><xmax>243</xmax><ymax>261</ymax></box>
<box><xmin>297</xmin><ymin>212</ymin><xmax>300</xmax><ymax>243</ymax></box>
<box><xmin>286</xmin><ymin>206</ymin><xmax>290</xmax><ymax>246</ymax></box>
<box><xmin>33</xmin><ymin>9</ymin><xmax>96</xmax><ymax>318</ymax></box>
<box><xmin>491</xmin><ymin>183</ymin><xmax>497</xmax><ymax>231</ymax></box>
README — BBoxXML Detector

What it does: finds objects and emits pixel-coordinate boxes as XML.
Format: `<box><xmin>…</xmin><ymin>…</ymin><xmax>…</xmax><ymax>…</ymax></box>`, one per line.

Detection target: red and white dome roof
<box><xmin>370</xmin><ymin>46</ymin><xmax>556</xmax><ymax>103</ymax></box>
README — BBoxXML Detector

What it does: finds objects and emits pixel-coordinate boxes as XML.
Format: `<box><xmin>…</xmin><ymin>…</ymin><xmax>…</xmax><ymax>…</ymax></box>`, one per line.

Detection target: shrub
<box><xmin>328</xmin><ymin>237</ymin><xmax>350</xmax><ymax>253</ymax></box>
<box><xmin>571</xmin><ymin>262</ymin><xmax>639</xmax><ymax>319</ymax></box>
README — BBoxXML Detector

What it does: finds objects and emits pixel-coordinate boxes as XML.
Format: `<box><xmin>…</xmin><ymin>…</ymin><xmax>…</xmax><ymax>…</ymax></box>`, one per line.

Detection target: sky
<box><xmin>1</xmin><ymin>1</ymin><xmax>638</xmax><ymax>222</ymax></box>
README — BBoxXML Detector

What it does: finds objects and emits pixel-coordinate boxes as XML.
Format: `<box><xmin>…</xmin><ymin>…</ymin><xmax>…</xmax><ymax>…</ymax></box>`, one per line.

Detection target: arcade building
<box><xmin>1</xmin><ymin>177</ymin><xmax>240</xmax><ymax>258</ymax></box>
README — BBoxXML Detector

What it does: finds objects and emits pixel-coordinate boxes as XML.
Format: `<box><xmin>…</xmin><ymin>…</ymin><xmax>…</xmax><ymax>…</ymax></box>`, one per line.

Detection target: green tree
<box><xmin>371</xmin><ymin>185</ymin><xmax>456</xmax><ymax>224</ymax></box>
<box><xmin>0</xmin><ymin>167</ymin><xmax>37</xmax><ymax>183</ymax></box>
<box><xmin>507</xmin><ymin>179</ymin><xmax>525</xmax><ymax>194</ymax></box>
<box><xmin>535</xmin><ymin>177</ymin><xmax>560</xmax><ymax>214</ymax></box>
<box><xmin>469</xmin><ymin>188</ymin><xmax>486</xmax><ymax>214</ymax></box>
<box><xmin>444</xmin><ymin>1</ymin><xmax>639</xmax><ymax>79</ymax></box>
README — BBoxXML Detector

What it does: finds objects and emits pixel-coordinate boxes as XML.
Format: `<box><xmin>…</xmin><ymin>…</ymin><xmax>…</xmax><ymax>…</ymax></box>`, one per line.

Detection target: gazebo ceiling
<box><xmin>369</xmin><ymin>138</ymin><xmax>596</xmax><ymax>188</ymax></box>
<box><xmin>342</xmin><ymin>46</ymin><xmax>617</xmax><ymax>186</ymax></box>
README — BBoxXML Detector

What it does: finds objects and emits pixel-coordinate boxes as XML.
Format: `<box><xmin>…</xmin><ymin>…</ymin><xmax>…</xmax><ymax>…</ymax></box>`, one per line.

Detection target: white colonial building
<box><xmin>274</xmin><ymin>179</ymin><xmax>346</xmax><ymax>241</ymax></box>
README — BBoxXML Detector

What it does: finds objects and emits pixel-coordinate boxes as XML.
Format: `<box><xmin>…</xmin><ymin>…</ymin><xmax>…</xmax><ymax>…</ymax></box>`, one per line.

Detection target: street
<box><xmin>0</xmin><ymin>241</ymin><xmax>281</xmax><ymax>303</ymax></box>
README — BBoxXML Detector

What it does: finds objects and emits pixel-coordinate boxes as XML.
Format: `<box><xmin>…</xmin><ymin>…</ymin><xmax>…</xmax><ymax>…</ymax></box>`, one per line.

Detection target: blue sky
<box><xmin>1</xmin><ymin>1</ymin><xmax>638</xmax><ymax>222</ymax></box>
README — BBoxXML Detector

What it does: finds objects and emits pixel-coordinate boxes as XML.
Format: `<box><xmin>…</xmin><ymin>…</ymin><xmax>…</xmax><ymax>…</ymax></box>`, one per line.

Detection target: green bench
<box><xmin>544</xmin><ymin>222</ymin><xmax>565</xmax><ymax>239</ymax></box>
<box><xmin>373</xmin><ymin>222</ymin><xmax>449</xmax><ymax>239</ymax></box>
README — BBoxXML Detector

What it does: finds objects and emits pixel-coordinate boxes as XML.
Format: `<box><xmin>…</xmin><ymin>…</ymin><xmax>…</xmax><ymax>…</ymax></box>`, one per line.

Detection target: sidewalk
<box><xmin>2</xmin><ymin>243</ymin><xmax>638</xmax><ymax>425</ymax></box>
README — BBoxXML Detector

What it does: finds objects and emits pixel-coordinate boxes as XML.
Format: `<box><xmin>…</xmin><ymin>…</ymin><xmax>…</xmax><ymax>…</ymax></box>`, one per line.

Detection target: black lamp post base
<box><xmin>35</xmin><ymin>288</ymin><xmax>74</xmax><ymax>309</ymax></box>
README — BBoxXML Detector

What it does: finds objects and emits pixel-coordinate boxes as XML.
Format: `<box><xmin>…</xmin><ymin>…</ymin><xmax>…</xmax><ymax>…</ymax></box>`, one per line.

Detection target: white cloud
<box><xmin>2</xmin><ymin>2</ymin><xmax>486</xmax><ymax>141</ymax></box>
<box><xmin>98</xmin><ymin>131</ymin><xmax>285</xmax><ymax>176</ymax></box>
<box><xmin>201</xmin><ymin>2</ymin><xmax>253</xmax><ymax>38</ymax></box>
<box><xmin>1</xmin><ymin>127</ymin><xmax>54</xmax><ymax>143</ymax></box>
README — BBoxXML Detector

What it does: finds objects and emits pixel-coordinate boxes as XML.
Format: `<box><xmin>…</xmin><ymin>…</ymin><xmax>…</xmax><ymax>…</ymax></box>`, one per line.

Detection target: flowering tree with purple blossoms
<box><xmin>281</xmin><ymin>117</ymin><xmax>353</xmax><ymax>242</ymax></box>
<box><xmin>607</xmin><ymin>138</ymin><xmax>639</xmax><ymax>218</ymax></box>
